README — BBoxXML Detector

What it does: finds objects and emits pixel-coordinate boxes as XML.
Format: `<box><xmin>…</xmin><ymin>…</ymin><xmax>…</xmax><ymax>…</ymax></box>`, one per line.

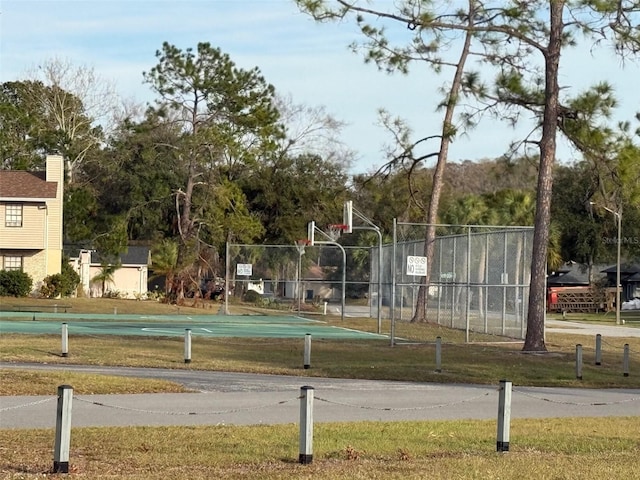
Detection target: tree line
<box><xmin>2</xmin><ymin>11</ymin><xmax>639</xmax><ymax>352</ymax></box>
<box><xmin>297</xmin><ymin>0</ymin><xmax>640</xmax><ymax>351</ymax></box>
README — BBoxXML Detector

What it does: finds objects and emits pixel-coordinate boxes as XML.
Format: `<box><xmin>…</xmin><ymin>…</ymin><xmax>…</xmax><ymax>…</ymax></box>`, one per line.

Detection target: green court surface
<box><xmin>0</xmin><ymin>312</ymin><xmax>387</xmax><ymax>340</ymax></box>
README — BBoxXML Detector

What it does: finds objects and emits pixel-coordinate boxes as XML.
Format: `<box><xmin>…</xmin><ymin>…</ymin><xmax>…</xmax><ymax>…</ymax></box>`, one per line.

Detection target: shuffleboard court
<box><xmin>0</xmin><ymin>312</ymin><xmax>387</xmax><ymax>340</ymax></box>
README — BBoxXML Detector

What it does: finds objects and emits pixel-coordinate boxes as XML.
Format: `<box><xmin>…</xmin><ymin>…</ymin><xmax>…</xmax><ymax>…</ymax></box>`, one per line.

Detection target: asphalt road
<box><xmin>2</xmin><ymin>363</ymin><xmax>640</xmax><ymax>429</ymax></box>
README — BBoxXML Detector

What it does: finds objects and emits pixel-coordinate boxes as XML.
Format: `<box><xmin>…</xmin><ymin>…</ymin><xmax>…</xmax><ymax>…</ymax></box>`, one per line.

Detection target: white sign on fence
<box><xmin>406</xmin><ymin>256</ymin><xmax>427</xmax><ymax>276</ymax></box>
<box><xmin>236</xmin><ymin>263</ymin><xmax>253</xmax><ymax>276</ymax></box>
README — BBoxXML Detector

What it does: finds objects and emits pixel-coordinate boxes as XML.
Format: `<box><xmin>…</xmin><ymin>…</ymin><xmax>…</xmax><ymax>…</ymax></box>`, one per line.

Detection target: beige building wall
<box><xmin>0</xmin><ymin>204</ymin><xmax>47</xmax><ymax>248</ymax></box>
<box><xmin>45</xmin><ymin>155</ymin><xmax>64</xmax><ymax>277</ymax></box>
<box><xmin>86</xmin><ymin>264</ymin><xmax>149</xmax><ymax>299</ymax></box>
<box><xmin>24</xmin><ymin>250</ymin><xmax>48</xmax><ymax>291</ymax></box>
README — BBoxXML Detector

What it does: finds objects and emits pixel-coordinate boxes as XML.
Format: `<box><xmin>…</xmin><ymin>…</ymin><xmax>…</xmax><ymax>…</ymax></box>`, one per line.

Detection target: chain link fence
<box><xmin>225</xmin><ymin>243</ymin><xmax>372</xmax><ymax>313</ymax></box>
<box><xmin>379</xmin><ymin>223</ymin><xmax>534</xmax><ymax>340</ymax></box>
<box><xmin>226</xmin><ymin>223</ymin><xmax>533</xmax><ymax>340</ymax></box>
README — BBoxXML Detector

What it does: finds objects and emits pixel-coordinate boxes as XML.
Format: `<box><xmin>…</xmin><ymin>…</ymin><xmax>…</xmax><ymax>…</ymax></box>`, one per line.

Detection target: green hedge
<box><xmin>0</xmin><ymin>270</ymin><xmax>33</xmax><ymax>297</ymax></box>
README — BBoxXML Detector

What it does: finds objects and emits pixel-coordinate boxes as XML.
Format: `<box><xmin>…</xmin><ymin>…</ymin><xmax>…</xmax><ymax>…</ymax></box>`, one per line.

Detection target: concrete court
<box><xmin>2</xmin><ymin>364</ymin><xmax>640</xmax><ymax>429</ymax></box>
<box><xmin>0</xmin><ymin>312</ymin><xmax>387</xmax><ymax>340</ymax></box>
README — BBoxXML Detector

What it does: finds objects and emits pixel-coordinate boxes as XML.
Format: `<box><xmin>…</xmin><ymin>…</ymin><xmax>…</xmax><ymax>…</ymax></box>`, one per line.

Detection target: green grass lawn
<box><xmin>2</xmin><ymin>418</ymin><xmax>639</xmax><ymax>479</ymax></box>
<box><xmin>2</xmin><ymin>296</ymin><xmax>640</xmax><ymax>392</ymax></box>
<box><xmin>2</xmin><ymin>297</ymin><xmax>640</xmax><ymax>479</ymax></box>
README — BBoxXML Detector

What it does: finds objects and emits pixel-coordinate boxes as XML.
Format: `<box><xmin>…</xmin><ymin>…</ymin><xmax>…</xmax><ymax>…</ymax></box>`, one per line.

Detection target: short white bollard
<box><xmin>299</xmin><ymin>386</ymin><xmax>314</xmax><ymax>464</ymax></box>
<box><xmin>497</xmin><ymin>380</ymin><xmax>512</xmax><ymax>452</ymax></box>
<box><xmin>184</xmin><ymin>329</ymin><xmax>192</xmax><ymax>364</ymax></box>
<box><xmin>576</xmin><ymin>344</ymin><xmax>583</xmax><ymax>380</ymax></box>
<box><xmin>595</xmin><ymin>334</ymin><xmax>602</xmax><ymax>366</ymax></box>
<box><xmin>304</xmin><ymin>334</ymin><xmax>312</xmax><ymax>369</ymax></box>
<box><xmin>323</xmin><ymin>301</ymin><xmax>328</xmax><ymax>316</ymax></box>
<box><xmin>53</xmin><ymin>384</ymin><xmax>73</xmax><ymax>473</ymax></box>
<box><xmin>435</xmin><ymin>336</ymin><xmax>442</xmax><ymax>373</ymax></box>
<box><xmin>61</xmin><ymin>323</ymin><xmax>69</xmax><ymax>358</ymax></box>
<box><xmin>623</xmin><ymin>344</ymin><xmax>630</xmax><ymax>377</ymax></box>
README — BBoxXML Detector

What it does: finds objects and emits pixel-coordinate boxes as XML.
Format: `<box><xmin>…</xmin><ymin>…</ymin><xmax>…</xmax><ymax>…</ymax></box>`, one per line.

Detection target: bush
<box><xmin>243</xmin><ymin>289</ymin><xmax>261</xmax><ymax>303</ymax></box>
<box><xmin>0</xmin><ymin>270</ymin><xmax>33</xmax><ymax>297</ymax></box>
<box><xmin>40</xmin><ymin>260</ymin><xmax>81</xmax><ymax>298</ymax></box>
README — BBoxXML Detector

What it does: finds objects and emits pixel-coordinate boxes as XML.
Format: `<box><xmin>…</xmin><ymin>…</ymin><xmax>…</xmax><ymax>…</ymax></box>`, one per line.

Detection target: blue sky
<box><xmin>1</xmin><ymin>0</ymin><xmax>639</xmax><ymax>174</ymax></box>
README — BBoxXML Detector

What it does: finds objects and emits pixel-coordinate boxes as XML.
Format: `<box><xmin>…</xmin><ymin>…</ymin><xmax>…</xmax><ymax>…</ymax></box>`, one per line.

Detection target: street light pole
<box><xmin>614</xmin><ymin>209</ymin><xmax>622</xmax><ymax>326</ymax></box>
<box><xmin>592</xmin><ymin>202</ymin><xmax>622</xmax><ymax>325</ymax></box>
<box><xmin>602</xmin><ymin>206</ymin><xmax>622</xmax><ymax>326</ymax></box>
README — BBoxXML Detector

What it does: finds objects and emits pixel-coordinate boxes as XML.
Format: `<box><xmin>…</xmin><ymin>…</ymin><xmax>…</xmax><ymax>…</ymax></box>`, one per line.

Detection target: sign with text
<box><xmin>406</xmin><ymin>256</ymin><xmax>427</xmax><ymax>277</ymax></box>
<box><xmin>236</xmin><ymin>263</ymin><xmax>253</xmax><ymax>276</ymax></box>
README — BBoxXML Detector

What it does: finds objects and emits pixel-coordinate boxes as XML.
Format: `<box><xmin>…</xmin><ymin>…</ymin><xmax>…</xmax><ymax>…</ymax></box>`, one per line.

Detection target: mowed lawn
<box><xmin>2</xmin><ymin>297</ymin><xmax>640</xmax><ymax>479</ymax></box>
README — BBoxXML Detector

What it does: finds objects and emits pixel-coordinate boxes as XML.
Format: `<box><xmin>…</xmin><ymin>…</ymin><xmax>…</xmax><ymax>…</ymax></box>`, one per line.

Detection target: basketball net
<box><xmin>295</xmin><ymin>239</ymin><xmax>310</xmax><ymax>255</ymax></box>
<box><xmin>327</xmin><ymin>224</ymin><xmax>347</xmax><ymax>242</ymax></box>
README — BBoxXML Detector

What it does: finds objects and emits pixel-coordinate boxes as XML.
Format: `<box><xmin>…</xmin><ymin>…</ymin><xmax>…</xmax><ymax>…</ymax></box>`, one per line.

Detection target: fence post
<box><xmin>576</xmin><ymin>344</ymin><xmax>583</xmax><ymax>380</ymax></box>
<box><xmin>623</xmin><ymin>344</ymin><xmax>630</xmax><ymax>377</ymax></box>
<box><xmin>299</xmin><ymin>386</ymin><xmax>314</xmax><ymax>464</ymax></box>
<box><xmin>61</xmin><ymin>323</ymin><xmax>69</xmax><ymax>358</ymax></box>
<box><xmin>184</xmin><ymin>329</ymin><xmax>192</xmax><ymax>364</ymax></box>
<box><xmin>595</xmin><ymin>334</ymin><xmax>602</xmax><ymax>366</ymax></box>
<box><xmin>304</xmin><ymin>334</ymin><xmax>312</xmax><ymax>369</ymax></box>
<box><xmin>53</xmin><ymin>385</ymin><xmax>73</xmax><ymax>473</ymax></box>
<box><xmin>435</xmin><ymin>337</ymin><xmax>442</xmax><ymax>373</ymax></box>
<box><xmin>497</xmin><ymin>380</ymin><xmax>512</xmax><ymax>452</ymax></box>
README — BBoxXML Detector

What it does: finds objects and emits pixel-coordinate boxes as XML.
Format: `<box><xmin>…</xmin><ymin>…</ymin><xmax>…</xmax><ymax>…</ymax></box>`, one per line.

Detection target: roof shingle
<box><xmin>0</xmin><ymin>170</ymin><xmax>57</xmax><ymax>199</ymax></box>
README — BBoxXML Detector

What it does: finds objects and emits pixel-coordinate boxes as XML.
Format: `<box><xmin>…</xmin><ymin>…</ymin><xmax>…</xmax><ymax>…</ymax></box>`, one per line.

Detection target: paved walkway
<box><xmin>546</xmin><ymin>319</ymin><xmax>640</xmax><ymax>337</ymax></box>
<box><xmin>2</xmin><ymin>364</ymin><xmax>639</xmax><ymax>429</ymax></box>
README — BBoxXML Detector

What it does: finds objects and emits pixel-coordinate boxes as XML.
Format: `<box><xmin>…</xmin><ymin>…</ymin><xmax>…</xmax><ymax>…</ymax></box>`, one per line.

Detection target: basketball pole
<box><xmin>310</xmin><ymin>223</ymin><xmax>346</xmax><ymax>322</ymax></box>
<box><xmin>346</xmin><ymin>201</ymin><xmax>383</xmax><ymax>334</ymax></box>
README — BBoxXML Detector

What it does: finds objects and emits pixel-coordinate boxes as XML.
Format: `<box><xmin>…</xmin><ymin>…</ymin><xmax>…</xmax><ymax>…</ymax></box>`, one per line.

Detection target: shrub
<box><xmin>40</xmin><ymin>274</ymin><xmax>64</xmax><ymax>298</ymax></box>
<box><xmin>40</xmin><ymin>260</ymin><xmax>81</xmax><ymax>298</ymax></box>
<box><xmin>243</xmin><ymin>289</ymin><xmax>261</xmax><ymax>303</ymax></box>
<box><xmin>0</xmin><ymin>270</ymin><xmax>33</xmax><ymax>297</ymax></box>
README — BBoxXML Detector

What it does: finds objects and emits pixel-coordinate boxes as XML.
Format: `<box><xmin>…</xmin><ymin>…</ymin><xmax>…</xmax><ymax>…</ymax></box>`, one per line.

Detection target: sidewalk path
<box><xmin>1</xmin><ymin>364</ymin><xmax>639</xmax><ymax>429</ymax></box>
<box><xmin>546</xmin><ymin>319</ymin><xmax>640</xmax><ymax>337</ymax></box>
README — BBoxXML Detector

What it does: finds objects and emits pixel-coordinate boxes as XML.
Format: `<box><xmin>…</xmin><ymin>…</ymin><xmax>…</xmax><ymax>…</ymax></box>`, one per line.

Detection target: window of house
<box><xmin>5</xmin><ymin>204</ymin><xmax>23</xmax><ymax>227</ymax></box>
<box><xmin>3</xmin><ymin>256</ymin><xmax>23</xmax><ymax>271</ymax></box>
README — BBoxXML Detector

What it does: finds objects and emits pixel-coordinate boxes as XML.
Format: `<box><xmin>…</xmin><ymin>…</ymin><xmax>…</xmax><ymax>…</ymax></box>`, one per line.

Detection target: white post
<box><xmin>53</xmin><ymin>384</ymin><xmax>73</xmax><ymax>473</ymax></box>
<box><xmin>497</xmin><ymin>380</ymin><xmax>512</xmax><ymax>452</ymax></box>
<box><xmin>184</xmin><ymin>329</ymin><xmax>192</xmax><ymax>364</ymax></box>
<box><xmin>623</xmin><ymin>344</ymin><xmax>630</xmax><ymax>377</ymax></box>
<box><xmin>435</xmin><ymin>336</ymin><xmax>442</xmax><ymax>373</ymax></box>
<box><xmin>299</xmin><ymin>386</ymin><xmax>314</xmax><ymax>464</ymax></box>
<box><xmin>595</xmin><ymin>334</ymin><xmax>602</xmax><ymax>366</ymax></box>
<box><xmin>576</xmin><ymin>344</ymin><xmax>583</xmax><ymax>380</ymax></box>
<box><xmin>323</xmin><ymin>301</ymin><xmax>327</xmax><ymax>316</ymax></box>
<box><xmin>61</xmin><ymin>323</ymin><xmax>68</xmax><ymax>358</ymax></box>
<box><xmin>304</xmin><ymin>334</ymin><xmax>312</xmax><ymax>369</ymax></box>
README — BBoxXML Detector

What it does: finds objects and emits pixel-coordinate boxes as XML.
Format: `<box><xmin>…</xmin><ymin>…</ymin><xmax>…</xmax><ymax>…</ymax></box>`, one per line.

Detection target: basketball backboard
<box><xmin>307</xmin><ymin>221</ymin><xmax>315</xmax><ymax>246</ymax></box>
<box><xmin>343</xmin><ymin>200</ymin><xmax>353</xmax><ymax>234</ymax></box>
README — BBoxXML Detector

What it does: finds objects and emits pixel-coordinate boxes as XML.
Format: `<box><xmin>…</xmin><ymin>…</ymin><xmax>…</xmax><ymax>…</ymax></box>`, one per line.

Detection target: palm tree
<box><xmin>91</xmin><ymin>263</ymin><xmax>120</xmax><ymax>297</ymax></box>
<box><xmin>150</xmin><ymin>239</ymin><xmax>179</xmax><ymax>301</ymax></box>
<box><xmin>439</xmin><ymin>195</ymin><xmax>494</xmax><ymax>324</ymax></box>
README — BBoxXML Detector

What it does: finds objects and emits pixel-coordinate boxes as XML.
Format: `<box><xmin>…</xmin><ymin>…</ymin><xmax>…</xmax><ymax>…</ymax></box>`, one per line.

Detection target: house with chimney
<box><xmin>0</xmin><ymin>155</ymin><xmax>64</xmax><ymax>293</ymax></box>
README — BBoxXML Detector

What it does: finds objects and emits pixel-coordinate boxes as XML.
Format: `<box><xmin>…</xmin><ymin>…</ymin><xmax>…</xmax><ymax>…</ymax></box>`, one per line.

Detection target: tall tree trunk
<box><xmin>411</xmin><ymin>2</ymin><xmax>475</xmax><ymax>322</ymax></box>
<box><xmin>523</xmin><ymin>1</ymin><xmax>564</xmax><ymax>351</ymax></box>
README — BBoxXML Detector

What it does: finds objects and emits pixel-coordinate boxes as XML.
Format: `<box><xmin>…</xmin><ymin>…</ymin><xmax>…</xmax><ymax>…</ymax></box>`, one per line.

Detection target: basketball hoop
<box><xmin>295</xmin><ymin>239</ymin><xmax>310</xmax><ymax>255</ymax></box>
<box><xmin>327</xmin><ymin>224</ymin><xmax>348</xmax><ymax>241</ymax></box>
